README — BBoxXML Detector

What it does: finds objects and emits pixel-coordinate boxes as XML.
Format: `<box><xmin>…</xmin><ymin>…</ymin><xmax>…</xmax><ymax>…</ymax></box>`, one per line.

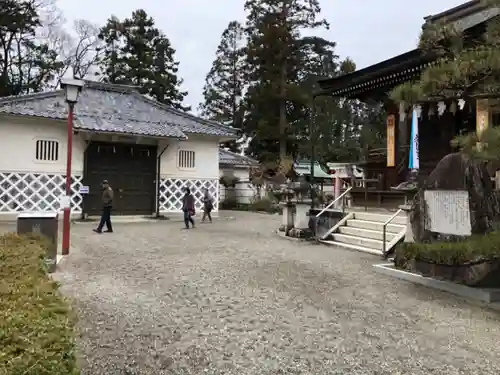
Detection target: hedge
<box><xmin>0</xmin><ymin>233</ymin><xmax>79</xmax><ymax>375</ymax></box>
<box><xmin>220</xmin><ymin>197</ymin><xmax>282</xmax><ymax>214</ymax></box>
<box><xmin>395</xmin><ymin>230</ymin><xmax>500</xmax><ymax>265</ymax></box>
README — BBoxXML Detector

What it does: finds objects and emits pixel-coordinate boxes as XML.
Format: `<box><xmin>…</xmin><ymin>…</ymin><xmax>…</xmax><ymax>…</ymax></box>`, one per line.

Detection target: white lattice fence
<box><xmin>159</xmin><ymin>178</ymin><xmax>219</xmax><ymax>212</ymax></box>
<box><xmin>0</xmin><ymin>172</ymin><xmax>83</xmax><ymax>213</ymax></box>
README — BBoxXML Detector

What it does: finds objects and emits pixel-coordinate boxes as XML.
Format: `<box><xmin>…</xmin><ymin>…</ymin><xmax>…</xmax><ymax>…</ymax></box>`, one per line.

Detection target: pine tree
<box><xmin>0</xmin><ymin>0</ymin><xmax>63</xmax><ymax>96</ymax></box>
<box><xmin>242</xmin><ymin>0</ymin><xmax>330</xmax><ymax>165</ymax></box>
<box><xmin>391</xmin><ymin>0</ymin><xmax>500</xmax><ymax>103</ymax></box>
<box><xmin>97</xmin><ymin>10</ymin><xmax>189</xmax><ymax>111</ymax></box>
<box><xmin>96</xmin><ymin>16</ymin><xmax>126</xmax><ymax>84</ymax></box>
<box><xmin>389</xmin><ymin>0</ymin><xmax>500</xmax><ymax>160</ymax></box>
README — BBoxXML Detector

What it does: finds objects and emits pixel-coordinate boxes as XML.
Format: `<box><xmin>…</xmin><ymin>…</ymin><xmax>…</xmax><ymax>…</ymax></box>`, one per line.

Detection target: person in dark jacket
<box><xmin>93</xmin><ymin>180</ymin><xmax>113</xmax><ymax>233</ymax></box>
<box><xmin>182</xmin><ymin>187</ymin><xmax>195</xmax><ymax>229</ymax></box>
<box><xmin>201</xmin><ymin>188</ymin><xmax>213</xmax><ymax>223</ymax></box>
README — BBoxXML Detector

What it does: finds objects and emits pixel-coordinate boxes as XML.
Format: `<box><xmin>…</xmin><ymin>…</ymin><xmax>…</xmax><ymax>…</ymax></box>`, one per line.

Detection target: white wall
<box><xmin>0</xmin><ymin>115</ymin><xmax>85</xmax><ymax>175</ymax></box>
<box><xmin>0</xmin><ymin>116</ymin><xmax>223</xmax><ymax>216</ymax></box>
<box><xmin>158</xmin><ymin>135</ymin><xmax>219</xmax><ymax>179</ymax></box>
<box><xmin>156</xmin><ymin>135</ymin><xmax>221</xmax><ymax>213</ymax></box>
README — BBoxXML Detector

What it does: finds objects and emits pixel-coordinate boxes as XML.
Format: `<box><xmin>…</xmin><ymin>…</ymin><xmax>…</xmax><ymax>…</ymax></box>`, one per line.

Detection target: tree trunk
<box><xmin>278</xmin><ymin>2</ymin><xmax>289</xmax><ymax>165</ymax></box>
<box><xmin>279</xmin><ymin>60</ymin><xmax>287</xmax><ymax>163</ymax></box>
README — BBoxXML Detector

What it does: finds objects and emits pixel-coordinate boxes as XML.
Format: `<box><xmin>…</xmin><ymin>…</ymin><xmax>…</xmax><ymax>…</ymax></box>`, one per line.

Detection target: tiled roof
<box><xmin>0</xmin><ymin>81</ymin><xmax>238</xmax><ymax>139</ymax></box>
<box><xmin>295</xmin><ymin>161</ymin><xmax>333</xmax><ymax>179</ymax></box>
<box><xmin>219</xmin><ymin>149</ymin><xmax>259</xmax><ymax>167</ymax></box>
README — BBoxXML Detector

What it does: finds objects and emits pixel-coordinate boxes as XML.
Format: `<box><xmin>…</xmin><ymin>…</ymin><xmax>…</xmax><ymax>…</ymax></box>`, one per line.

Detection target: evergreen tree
<box><xmin>298</xmin><ymin>54</ymin><xmax>386</xmax><ymax>164</ymax></box>
<box><xmin>199</xmin><ymin>21</ymin><xmax>246</xmax><ymax>152</ymax></box>
<box><xmin>0</xmin><ymin>0</ymin><xmax>63</xmax><ymax>97</ymax></box>
<box><xmin>242</xmin><ymin>0</ymin><xmax>330</xmax><ymax>165</ymax></box>
<box><xmin>199</xmin><ymin>21</ymin><xmax>245</xmax><ymax>126</ymax></box>
<box><xmin>389</xmin><ymin>0</ymin><xmax>500</xmax><ymax>160</ymax></box>
<box><xmin>391</xmin><ymin>0</ymin><xmax>500</xmax><ymax>103</ymax></box>
<box><xmin>97</xmin><ymin>10</ymin><xmax>189</xmax><ymax>111</ymax></box>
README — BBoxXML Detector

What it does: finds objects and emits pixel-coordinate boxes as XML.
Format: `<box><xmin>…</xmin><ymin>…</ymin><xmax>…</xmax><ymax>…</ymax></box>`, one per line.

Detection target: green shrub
<box><xmin>220</xmin><ymin>197</ymin><xmax>281</xmax><ymax>214</ymax></box>
<box><xmin>395</xmin><ymin>230</ymin><xmax>500</xmax><ymax>266</ymax></box>
<box><xmin>0</xmin><ymin>233</ymin><xmax>79</xmax><ymax>375</ymax></box>
<box><xmin>249</xmin><ymin>198</ymin><xmax>280</xmax><ymax>214</ymax></box>
<box><xmin>220</xmin><ymin>197</ymin><xmax>239</xmax><ymax>210</ymax></box>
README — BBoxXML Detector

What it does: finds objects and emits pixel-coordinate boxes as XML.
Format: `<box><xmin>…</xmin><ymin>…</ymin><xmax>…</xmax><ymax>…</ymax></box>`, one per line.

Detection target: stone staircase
<box><xmin>319</xmin><ymin>211</ymin><xmax>407</xmax><ymax>256</ymax></box>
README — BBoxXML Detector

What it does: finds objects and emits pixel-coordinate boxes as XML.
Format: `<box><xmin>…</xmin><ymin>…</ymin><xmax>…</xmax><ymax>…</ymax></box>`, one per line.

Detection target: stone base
<box><xmin>274</xmin><ymin>230</ymin><xmax>305</xmax><ymax>242</ymax></box>
<box><xmin>278</xmin><ymin>224</ymin><xmax>292</xmax><ymax>233</ymax></box>
<box><xmin>288</xmin><ymin>227</ymin><xmax>312</xmax><ymax>239</ymax></box>
<box><xmin>411</xmin><ymin>258</ymin><xmax>500</xmax><ymax>288</ymax></box>
<box><xmin>373</xmin><ymin>263</ymin><xmax>500</xmax><ymax>304</ymax></box>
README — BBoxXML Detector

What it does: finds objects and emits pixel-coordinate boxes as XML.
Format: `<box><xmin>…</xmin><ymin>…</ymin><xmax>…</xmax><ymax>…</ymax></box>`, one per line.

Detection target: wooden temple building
<box><xmin>315</xmin><ymin>0</ymin><xmax>499</xmax><ymax>207</ymax></box>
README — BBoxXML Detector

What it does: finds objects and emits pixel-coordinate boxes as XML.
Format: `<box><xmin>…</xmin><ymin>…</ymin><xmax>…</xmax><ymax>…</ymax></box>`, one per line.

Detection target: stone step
<box><xmin>346</xmin><ymin>219</ymin><xmax>405</xmax><ymax>233</ymax></box>
<box><xmin>338</xmin><ymin>226</ymin><xmax>397</xmax><ymax>241</ymax></box>
<box><xmin>331</xmin><ymin>233</ymin><xmax>389</xmax><ymax>251</ymax></box>
<box><xmin>320</xmin><ymin>240</ymin><xmax>383</xmax><ymax>256</ymax></box>
<box><xmin>353</xmin><ymin>211</ymin><xmax>406</xmax><ymax>225</ymax></box>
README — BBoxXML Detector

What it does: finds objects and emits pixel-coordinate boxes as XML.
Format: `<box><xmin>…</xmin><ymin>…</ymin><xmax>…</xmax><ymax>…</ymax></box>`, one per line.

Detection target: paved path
<box><xmin>50</xmin><ymin>211</ymin><xmax>500</xmax><ymax>375</ymax></box>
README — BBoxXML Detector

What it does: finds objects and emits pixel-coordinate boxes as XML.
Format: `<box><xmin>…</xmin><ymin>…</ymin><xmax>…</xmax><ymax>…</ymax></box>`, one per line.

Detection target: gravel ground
<box><xmin>48</xmin><ymin>211</ymin><xmax>500</xmax><ymax>375</ymax></box>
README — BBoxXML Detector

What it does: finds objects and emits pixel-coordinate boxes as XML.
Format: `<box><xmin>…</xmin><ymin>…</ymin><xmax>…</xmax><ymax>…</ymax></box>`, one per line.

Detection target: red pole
<box><xmin>62</xmin><ymin>103</ymin><xmax>74</xmax><ymax>255</ymax></box>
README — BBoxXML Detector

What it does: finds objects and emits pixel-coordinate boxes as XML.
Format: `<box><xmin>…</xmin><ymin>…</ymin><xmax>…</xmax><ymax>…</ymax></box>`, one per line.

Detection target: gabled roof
<box><xmin>219</xmin><ymin>149</ymin><xmax>259</xmax><ymax>167</ymax></box>
<box><xmin>0</xmin><ymin>81</ymin><xmax>237</xmax><ymax>139</ymax></box>
<box><xmin>317</xmin><ymin>0</ymin><xmax>500</xmax><ymax>100</ymax></box>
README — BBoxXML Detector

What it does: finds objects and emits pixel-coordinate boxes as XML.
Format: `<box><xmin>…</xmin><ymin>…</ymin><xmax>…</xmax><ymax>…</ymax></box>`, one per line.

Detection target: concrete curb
<box><xmin>374</xmin><ymin>263</ymin><xmax>500</xmax><ymax>310</ymax></box>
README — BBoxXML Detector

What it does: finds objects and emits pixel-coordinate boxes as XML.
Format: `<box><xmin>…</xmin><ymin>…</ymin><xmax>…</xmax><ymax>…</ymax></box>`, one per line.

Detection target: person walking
<box><xmin>201</xmin><ymin>187</ymin><xmax>213</xmax><ymax>223</ymax></box>
<box><xmin>93</xmin><ymin>180</ymin><xmax>113</xmax><ymax>234</ymax></box>
<box><xmin>182</xmin><ymin>187</ymin><xmax>195</xmax><ymax>229</ymax></box>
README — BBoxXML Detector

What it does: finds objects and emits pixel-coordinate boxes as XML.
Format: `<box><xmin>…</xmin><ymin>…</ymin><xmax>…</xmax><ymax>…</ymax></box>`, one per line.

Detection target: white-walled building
<box><xmin>0</xmin><ymin>81</ymin><xmax>237</xmax><ymax>219</ymax></box>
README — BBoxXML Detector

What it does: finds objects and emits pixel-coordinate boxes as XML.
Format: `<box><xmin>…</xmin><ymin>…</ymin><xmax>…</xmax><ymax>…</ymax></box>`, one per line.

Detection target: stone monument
<box><xmin>410</xmin><ymin>153</ymin><xmax>500</xmax><ymax>242</ymax></box>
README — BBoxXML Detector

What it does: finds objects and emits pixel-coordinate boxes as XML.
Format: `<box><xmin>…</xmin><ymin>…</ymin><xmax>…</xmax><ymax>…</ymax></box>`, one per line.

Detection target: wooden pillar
<box><xmin>385</xmin><ymin>109</ymin><xmax>398</xmax><ymax>189</ymax></box>
<box><xmin>476</xmin><ymin>98</ymin><xmax>490</xmax><ymax>137</ymax></box>
<box><xmin>386</xmin><ymin>113</ymin><xmax>396</xmax><ymax>168</ymax></box>
<box><xmin>398</xmin><ymin>102</ymin><xmax>410</xmax><ymax>151</ymax></box>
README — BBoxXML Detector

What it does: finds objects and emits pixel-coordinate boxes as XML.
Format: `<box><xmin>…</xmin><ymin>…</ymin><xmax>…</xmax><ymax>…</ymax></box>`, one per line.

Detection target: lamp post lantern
<box><xmin>60</xmin><ymin>78</ymin><xmax>84</xmax><ymax>256</ymax></box>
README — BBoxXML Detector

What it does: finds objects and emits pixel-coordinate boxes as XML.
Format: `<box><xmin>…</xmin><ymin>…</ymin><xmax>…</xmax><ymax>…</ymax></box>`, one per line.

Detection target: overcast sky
<box><xmin>57</xmin><ymin>0</ymin><xmax>465</xmax><ymax>113</ymax></box>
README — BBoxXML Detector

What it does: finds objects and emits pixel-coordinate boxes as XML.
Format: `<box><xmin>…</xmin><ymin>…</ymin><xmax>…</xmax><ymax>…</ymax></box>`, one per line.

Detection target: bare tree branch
<box><xmin>40</xmin><ymin>15</ymin><xmax>102</xmax><ymax>87</ymax></box>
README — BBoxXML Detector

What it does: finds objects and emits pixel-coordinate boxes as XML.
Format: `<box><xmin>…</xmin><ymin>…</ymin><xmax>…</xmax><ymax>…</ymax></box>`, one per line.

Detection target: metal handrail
<box><xmin>316</xmin><ymin>186</ymin><xmax>352</xmax><ymax>218</ymax></box>
<box><xmin>382</xmin><ymin>208</ymin><xmax>403</xmax><ymax>256</ymax></box>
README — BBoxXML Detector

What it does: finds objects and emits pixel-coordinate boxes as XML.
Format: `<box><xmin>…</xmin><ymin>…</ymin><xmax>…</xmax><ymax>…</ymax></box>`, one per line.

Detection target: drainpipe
<box><xmin>155</xmin><ymin>144</ymin><xmax>169</xmax><ymax>217</ymax></box>
<box><xmin>81</xmin><ymin>140</ymin><xmax>92</xmax><ymax>220</ymax></box>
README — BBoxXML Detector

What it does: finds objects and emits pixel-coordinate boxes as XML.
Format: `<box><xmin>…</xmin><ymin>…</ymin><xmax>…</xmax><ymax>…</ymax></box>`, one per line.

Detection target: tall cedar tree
<box><xmin>97</xmin><ymin>10</ymin><xmax>189</xmax><ymax>111</ymax></box>
<box><xmin>390</xmin><ymin>0</ymin><xmax>500</xmax><ymax>161</ymax></box>
<box><xmin>243</xmin><ymin>0</ymin><xmax>329</xmax><ymax>165</ymax></box>
<box><xmin>200</xmin><ymin>21</ymin><xmax>245</xmax><ymax>126</ymax></box>
<box><xmin>340</xmin><ymin>57</ymin><xmax>386</xmax><ymax>162</ymax></box>
<box><xmin>0</xmin><ymin>0</ymin><xmax>62</xmax><ymax>97</ymax></box>
<box><xmin>297</xmin><ymin>53</ymin><xmax>386</xmax><ymax>163</ymax></box>
<box><xmin>199</xmin><ymin>21</ymin><xmax>245</xmax><ymax>152</ymax></box>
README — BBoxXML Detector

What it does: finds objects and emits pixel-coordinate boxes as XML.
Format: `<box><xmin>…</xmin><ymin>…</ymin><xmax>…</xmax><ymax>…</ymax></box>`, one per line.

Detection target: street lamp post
<box><xmin>60</xmin><ymin>78</ymin><xmax>84</xmax><ymax>256</ymax></box>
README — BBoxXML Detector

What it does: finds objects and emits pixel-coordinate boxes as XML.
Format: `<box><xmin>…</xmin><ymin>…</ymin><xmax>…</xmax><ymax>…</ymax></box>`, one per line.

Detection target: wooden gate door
<box><xmin>84</xmin><ymin>142</ymin><xmax>157</xmax><ymax>215</ymax></box>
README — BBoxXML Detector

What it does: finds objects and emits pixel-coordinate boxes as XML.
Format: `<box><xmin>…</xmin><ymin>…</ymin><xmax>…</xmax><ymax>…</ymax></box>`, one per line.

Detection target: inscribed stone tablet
<box><xmin>424</xmin><ymin>190</ymin><xmax>472</xmax><ymax>236</ymax></box>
